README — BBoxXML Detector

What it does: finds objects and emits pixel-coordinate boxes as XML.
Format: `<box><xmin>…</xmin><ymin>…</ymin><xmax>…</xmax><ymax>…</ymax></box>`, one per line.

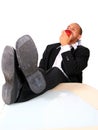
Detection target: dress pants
<box><xmin>16</xmin><ymin>67</ymin><xmax>70</xmax><ymax>103</ymax></box>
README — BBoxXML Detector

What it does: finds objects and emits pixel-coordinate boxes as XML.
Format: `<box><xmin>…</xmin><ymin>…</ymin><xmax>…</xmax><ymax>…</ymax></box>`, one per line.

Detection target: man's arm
<box><xmin>61</xmin><ymin>46</ymin><xmax>90</xmax><ymax>76</ymax></box>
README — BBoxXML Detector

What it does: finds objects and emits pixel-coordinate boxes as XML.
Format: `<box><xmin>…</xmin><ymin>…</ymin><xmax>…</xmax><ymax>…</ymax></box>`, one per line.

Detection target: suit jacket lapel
<box><xmin>48</xmin><ymin>46</ymin><xmax>61</xmax><ymax>68</ymax></box>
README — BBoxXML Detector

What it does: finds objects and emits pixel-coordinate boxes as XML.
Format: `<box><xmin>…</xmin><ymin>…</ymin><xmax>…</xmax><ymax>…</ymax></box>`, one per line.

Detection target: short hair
<box><xmin>79</xmin><ymin>26</ymin><xmax>82</xmax><ymax>35</ymax></box>
<box><xmin>76</xmin><ymin>23</ymin><xmax>82</xmax><ymax>35</ymax></box>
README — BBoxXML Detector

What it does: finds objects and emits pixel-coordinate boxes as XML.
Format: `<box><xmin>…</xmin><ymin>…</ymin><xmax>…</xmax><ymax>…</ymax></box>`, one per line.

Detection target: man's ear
<box><xmin>78</xmin><ymin>35</ymin><xmax>82</xmax><ymax>40</ymax></box>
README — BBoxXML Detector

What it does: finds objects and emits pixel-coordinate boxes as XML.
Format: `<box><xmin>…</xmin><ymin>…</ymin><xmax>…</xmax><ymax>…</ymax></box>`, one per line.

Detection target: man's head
<box><xmin>60</xmin><ymin>23</ymin><xmax>82</xmax><ymax>45</ymax></box>
<box><xmin>67</xmin><ymin>23</ymin><xmax>82</xmax><ymax>43</ymax></box>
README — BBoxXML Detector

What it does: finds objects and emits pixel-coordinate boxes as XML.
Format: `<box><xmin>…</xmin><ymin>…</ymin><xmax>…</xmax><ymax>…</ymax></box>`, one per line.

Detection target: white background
<box><xmin>0</xmin><ymin>0</ymin><xmax>98</xmax><ymax>109</ymax></box>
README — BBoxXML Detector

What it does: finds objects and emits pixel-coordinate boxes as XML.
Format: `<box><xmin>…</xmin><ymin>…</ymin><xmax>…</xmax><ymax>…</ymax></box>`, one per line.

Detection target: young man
<box><xmin>1</xmin><ymin>23</ymin><xmax>90</xmax><ymax>105</ymax></box>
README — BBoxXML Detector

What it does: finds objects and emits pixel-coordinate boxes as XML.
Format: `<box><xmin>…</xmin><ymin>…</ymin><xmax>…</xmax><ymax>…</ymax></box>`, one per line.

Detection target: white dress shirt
<box><xmin>52</xmin><ymin>41</ymin><xmax>80</xmax><ymax>77</ymax></box>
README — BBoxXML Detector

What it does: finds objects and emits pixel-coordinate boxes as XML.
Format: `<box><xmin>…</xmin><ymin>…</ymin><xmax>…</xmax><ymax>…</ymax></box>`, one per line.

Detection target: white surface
<box><xmin>0</xmin><ymin>90</ymin><xmax>98</xmax><ymax>130</ymax></box>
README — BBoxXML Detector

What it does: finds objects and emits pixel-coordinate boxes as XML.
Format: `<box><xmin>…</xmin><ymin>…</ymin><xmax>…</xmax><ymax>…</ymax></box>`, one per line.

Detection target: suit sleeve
<box><xmin>61</xmin><ymin>46</ymin><xmax>90</xmax><ymax>76</ymax></box>
<box><xmin>39</xmin><ymin>45</ymin><xmax>49</xmax><ymax>70</ymax></box>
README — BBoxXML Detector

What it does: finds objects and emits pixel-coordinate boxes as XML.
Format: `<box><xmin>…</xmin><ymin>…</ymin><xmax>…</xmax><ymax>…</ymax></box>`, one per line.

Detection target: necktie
<box><xmin>71</xmin><ymin>46</ymin><xmax>74</xmax><ymax>52</ymax></box>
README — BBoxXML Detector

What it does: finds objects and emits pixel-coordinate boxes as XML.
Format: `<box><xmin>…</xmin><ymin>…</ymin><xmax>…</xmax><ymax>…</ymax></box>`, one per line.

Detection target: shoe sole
<box><xmin>2</xmin><ymin>46</ymin><xmax>21</xmax><ymax>104</ymax></box>
<box><xmin>16</xmin><ymin>35</ymin><xmax>46</xmax><ymax>94</ymax></box>
<box><xmin>16</xmin><ymin>35</ymin><xmax>38</xmax><ymax>76</ymax></box>
<box><xmin>2</xmin><ymin>46</ymin><xmax>15</xmax><ymax>81</ymax></box>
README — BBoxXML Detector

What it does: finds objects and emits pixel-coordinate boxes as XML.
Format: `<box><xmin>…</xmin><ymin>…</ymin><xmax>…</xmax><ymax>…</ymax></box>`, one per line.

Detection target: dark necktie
<box><xmin>71</xmin><ymin>46</ymin><xmax>74</xmax><ymax>53</ymax></box>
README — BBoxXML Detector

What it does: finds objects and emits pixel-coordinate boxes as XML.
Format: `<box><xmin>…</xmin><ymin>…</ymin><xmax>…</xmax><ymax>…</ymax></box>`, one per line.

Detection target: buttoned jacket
<box><xmin>39</xmin><ymin>43</ymin><xmax>90</xmax><ymax>82</ymax></box>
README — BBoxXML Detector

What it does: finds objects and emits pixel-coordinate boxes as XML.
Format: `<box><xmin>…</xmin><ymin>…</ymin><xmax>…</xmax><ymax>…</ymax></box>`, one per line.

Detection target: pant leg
<box><xmin>44</xmin><ymin>67</ymin><xmax>70</xmax><ymax>91</ymax></box>
<box><xmin>15</xmin><ymin>69</ymin><xmax>39</xmax><ymax>103</ymax></box>
<box><xmin>16</xmin><ymin>67</ymin><xmax>70</xmax><ymax>103</ymax></box>
<box><xmin>15</xmin><ymin>68</ymin><xmax>44</xmax><ymax>103</ymax></box>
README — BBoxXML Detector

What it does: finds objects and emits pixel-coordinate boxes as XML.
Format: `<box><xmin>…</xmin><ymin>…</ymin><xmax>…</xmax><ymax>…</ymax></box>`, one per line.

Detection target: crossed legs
<box><xmin>1</xmin><ymin>35</ymin><xmax>46</xmax><ymax>104</ymax></box>
<box><xmin>1</xmin><ymin>35</ymin><xmax>69</xmax><ymax>105</ymax></box>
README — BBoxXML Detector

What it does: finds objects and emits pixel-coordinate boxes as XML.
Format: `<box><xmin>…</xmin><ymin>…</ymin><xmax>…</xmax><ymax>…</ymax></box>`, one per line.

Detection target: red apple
<box><xmin>65</xmin><ymin>30</ymin><xmax>72</xmax><ymax>37</ymax></box>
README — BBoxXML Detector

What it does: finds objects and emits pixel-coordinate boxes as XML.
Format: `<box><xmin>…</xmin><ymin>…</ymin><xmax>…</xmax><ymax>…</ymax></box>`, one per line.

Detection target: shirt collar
<box><xmin>70</xmin><ymin>40</ymin><xmax>81</xmax><ymax>50</ymax></box>
<box><xmin>57</xmin><ymin>40</ymin><xmax>81</xmax><ymax>50</ymax></box>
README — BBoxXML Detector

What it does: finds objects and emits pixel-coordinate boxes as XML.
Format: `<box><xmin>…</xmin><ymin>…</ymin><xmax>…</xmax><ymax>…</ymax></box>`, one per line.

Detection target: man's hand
<box><xmin>59</xmin><ymin>30</ymin><xmax>72</xmax><ymax>46</ymax></box>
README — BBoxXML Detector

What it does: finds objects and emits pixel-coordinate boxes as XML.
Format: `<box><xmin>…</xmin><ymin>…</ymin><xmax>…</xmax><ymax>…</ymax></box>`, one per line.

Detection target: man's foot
<box><xmin>16</xmin><ymin>35</ymin><xmax>46</xmax><ymax>94</ymax></box>
<box><xmin>1</xmin><ymin>46</ymin><xmax>22</xmax><ymax>104</ymax></box>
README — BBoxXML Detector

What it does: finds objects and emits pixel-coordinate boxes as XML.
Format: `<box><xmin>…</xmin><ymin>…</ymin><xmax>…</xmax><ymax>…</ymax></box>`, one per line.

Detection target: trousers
<box><xmin>16</xmin><ymin>67</ymin><xmax>70</xmax><ymax>103</ymax></box>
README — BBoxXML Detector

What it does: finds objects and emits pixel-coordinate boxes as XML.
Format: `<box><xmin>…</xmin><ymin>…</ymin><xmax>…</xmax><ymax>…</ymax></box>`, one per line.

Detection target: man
<box><xmin>1</xmin><ymin>23</ymin><xmax>90</xmax><ymax>105</ymax></box>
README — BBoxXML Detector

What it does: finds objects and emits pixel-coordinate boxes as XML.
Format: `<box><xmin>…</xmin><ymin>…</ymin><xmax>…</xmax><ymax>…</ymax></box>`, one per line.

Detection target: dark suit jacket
<box><xmin>39</xmin><ymin>43</ymin><xmax>90</xmax><ymax>83</ymax></box>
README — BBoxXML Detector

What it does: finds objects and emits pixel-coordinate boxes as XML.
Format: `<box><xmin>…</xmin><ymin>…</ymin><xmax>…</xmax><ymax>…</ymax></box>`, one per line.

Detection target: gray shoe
<box><xmin>1</xmin><ymin>46</ymin><xmax>22</xmax><ymax>104</ymax></box>
<box><xmin>16</xmin><ymin>35</ymin><xmax>46</xmax><ymax>94</ymax></box>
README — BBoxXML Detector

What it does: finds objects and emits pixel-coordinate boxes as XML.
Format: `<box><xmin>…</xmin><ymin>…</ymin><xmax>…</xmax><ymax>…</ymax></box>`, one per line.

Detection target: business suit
<box><xmin>2</xmin><ymin>23</ymin><xmax>90</xmax><ymax>104</ymax></box>
<box><xmin>16</xmin><ymin>42</ymin><xmax>90</xmax><ymax>102</ymax></box>
<box><xmin>39</xmin><ymin>42</ymin><xmax>90</xmax><ymax>84</ymax></box>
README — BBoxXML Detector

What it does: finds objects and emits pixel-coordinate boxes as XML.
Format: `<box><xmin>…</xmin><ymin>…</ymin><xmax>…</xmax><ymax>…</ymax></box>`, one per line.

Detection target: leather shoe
<box><xmin>16</xmin><ymin>35</ymin><xmax>46</xmax><ymax>94</ymax></box>
<box><xmin>1</xmin><ymin>46</ymin><xmax>22</xmax><ymax>104</ymax></box>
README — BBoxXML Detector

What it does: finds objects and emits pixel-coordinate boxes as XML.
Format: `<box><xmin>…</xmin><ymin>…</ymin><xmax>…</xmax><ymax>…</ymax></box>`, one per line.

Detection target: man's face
<box><xmin>66</xmin><ymin>23</ymin><xmax>82</xmax><ymax>43</ymax></box>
